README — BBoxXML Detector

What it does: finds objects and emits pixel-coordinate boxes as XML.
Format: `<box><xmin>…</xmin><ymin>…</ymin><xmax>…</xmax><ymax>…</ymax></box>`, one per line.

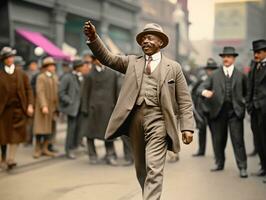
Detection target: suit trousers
<box><xmin>209</xmin><ymin>103</ymin><xmax>247</xmax><ymax>169</ymax></box>
<box><xmin>129</xmin><ymin>103</ymin><xmax>167</xmax><ymax>200</ymax></box>
<box><xmin>197</xmin><ymin>121</ymin><xmax>207</xmax><ymax>154</ymax></box>
<box><xmin>251</xmin><ymin>108</ymin><xmax>266</xmax><ymax>171</ymax></box>
<box><xmin>87</xmin><ymin>139</ymin><xmax>116</xmax><ymax>158</ymax></box>
<box><xmin>65</xmin><ymin>113</ymin><xmax>81</xmax><ymax>154</ymax></box>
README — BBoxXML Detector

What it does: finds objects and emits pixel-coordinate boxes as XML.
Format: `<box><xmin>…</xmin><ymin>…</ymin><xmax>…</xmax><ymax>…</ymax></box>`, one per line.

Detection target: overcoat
<box><xmin>33</xmin><ymin>72</ymin><xmax>58</xmax><ymax>135</ymax></box>
<box><xmin>87</xmin><ymin>36</ymin><xmax>195</xmax><ymax>153</ymax></box>
<box><xmin>0</xmin><ymin>68</ymin><xmax>33</xmax><ymax>144</ymax></box>
<box><xmin>80</xmin><ymin>67</ymin><xmax>119</xmax><ymax>140</ymax></box>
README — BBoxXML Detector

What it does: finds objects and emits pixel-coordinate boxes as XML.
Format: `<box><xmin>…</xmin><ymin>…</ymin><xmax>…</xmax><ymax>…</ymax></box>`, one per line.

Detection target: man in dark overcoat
<box><xmin>246</xmin><ymin>39</ymin><xmax>266</xmax><ymax>183</ymax></box>
<box><xmin>84</xmin><ymin>21</ymin><xmax>194</xmax><ymax>199</ymax></box>
<box><xmin>59</xmin><ymin>59</ymin><xmax>88</xmax><ymax>159</ymax></box>
<box><xmin>199</xmin><ymin>47</ymin><xmax>248</xmax><ymax>178</ymax></box>
<box><xmin>0</xmin><ymin>47</ymin><xmax>34</xmax><ymax>169</ymax></box>
<box><xmin>80</xmin><ymin>57</ymin><xmax>119</xmax><ymax>165</ymax></box>
<box><xmin>192</xmin><ymin>58</ymin><xmax>218</xmax><ymax>157</ymax></box>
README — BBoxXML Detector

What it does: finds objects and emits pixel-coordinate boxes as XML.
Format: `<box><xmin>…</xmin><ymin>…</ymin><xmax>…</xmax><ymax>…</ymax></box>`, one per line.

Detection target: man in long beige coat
<box><xmin>33</xmin><ymin>57</ymin><xmax>58</xmax><ymax>158</ymax></box>
<box><xmin>84</xmin><ymin>22</ymin><xmax>195</xmax><ymax>200</ymax></box>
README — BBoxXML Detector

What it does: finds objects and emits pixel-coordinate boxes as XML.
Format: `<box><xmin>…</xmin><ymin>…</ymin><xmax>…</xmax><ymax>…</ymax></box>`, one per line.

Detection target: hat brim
<box><xmin>204</xmin><ymin>66</ymin><xmax>218</xmax><ymax>70</ymax></box>
<box><xmin>42</xmin><ymin>62</ymin><xmax>56</xmax><ymax>68</ymax></box>
<box><xmin>136</xmin><ymin>30</ymin><xmax>169</xmax><ymax>49</ymax></box>
<box><xmin>251</xmin><ymin>46</ymin><xmax>266</xmax><ymax>52</ymax></box>
<box><xmin>0</xmin><ymin>50</ymin><xmax>17</xmax><ymax>60</ymax></box>
<box><xmin>219</xmin><ymin>53</ymin><xmax>238</xmax><ymax>57</ymax></box>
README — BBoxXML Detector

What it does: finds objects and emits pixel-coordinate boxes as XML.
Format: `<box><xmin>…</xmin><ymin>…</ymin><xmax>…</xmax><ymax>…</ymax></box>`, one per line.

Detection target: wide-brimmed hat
<box><xmin>0</xmin><ymin>46</ymin><xmax>17</xmax><ymax>60</ymax></box>
<box><xmin>204</xmin><ymin>58</ymin><xmax>218</xmax><ymax>70</ymax></box>
<box><xmin>72</xmin><ymin>59</ymin><xmax>85</xmax><ymax>69</ymax></box>
<box><xmin>251</xmin><ymin>39</ymin><xmax>266</xmax><ymax>52</ymax></box>
<box><xmin>14</xmin><ymin>56</ymin><xmax>26</xmax><ymax>66</ymax></box>
<box><xmin>136</xmin><ymin>23</ymin><xmax>169</xmax><ymax>48</ymax></box>
<box><xmin>219</xmin><ymin>46</ymin><xmax>238</xmax><ymax>57</ymax></box>
<box><xmin>42</xmin><ymin>57</ymin><xmax>56</xmax><ymax>68</ymax></box>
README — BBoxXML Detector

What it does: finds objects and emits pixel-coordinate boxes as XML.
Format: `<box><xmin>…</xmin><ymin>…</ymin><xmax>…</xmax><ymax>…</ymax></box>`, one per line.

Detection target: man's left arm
<box><xmin>22</xmin><ymin>72</ymin><xmax>34</xmax><ymax>116</ymax></box>
<box><xmin>175</xmin><ymin>64</ymin><xmax>195</xmax><ymax>144</ymax></box>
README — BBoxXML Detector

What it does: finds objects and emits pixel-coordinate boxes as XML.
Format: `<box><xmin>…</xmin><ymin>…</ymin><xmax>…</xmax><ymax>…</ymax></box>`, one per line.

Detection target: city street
<box><xmin>0</xmin><ymin>119</ymin><xmax>265</xmax><ymax>200</ymax></box>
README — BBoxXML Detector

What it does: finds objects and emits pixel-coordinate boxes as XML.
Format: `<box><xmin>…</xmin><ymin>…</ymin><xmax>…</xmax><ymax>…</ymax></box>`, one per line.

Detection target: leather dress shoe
<box><xmin>210</xmin><ymin>165</ymin><xmax>224</xmax><ymax>172</ymax></box>
<box><xmin>106</xmin><ymin>156</ymin><xmax>118</xmax><ymax>166</ymax></box>
<box><xmin>239</xmin><ymin>169</ymin><xmax>248</xmax><ymax>178</ymax></box>
<box><xmin>251</xmin><ymin>169</ymin><xmax>266</xmax><ymax>177</ymax></box>
<box><xmin>192</xmin><ymin>152</ymin><xmax>205</xmax><ymax>157</ymax></box>
<box><xmin>66</xmin><ymin>152</ymin><xmax>76</xmax><ymax>160</ymax></box>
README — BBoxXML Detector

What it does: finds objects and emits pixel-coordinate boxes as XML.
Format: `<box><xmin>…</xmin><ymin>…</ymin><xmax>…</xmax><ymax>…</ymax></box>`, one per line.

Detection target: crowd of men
<box><xmin>0</xmin><ymin>38</ymin><xmax>266</xmax><ymax>188</ymax></box>
<box><xmin>191</xmin><ymin>39</ymin><xmax>266</xmax><ymax>184</ymax></box>
<box><xmin>0</xmin><ymin>47</ymin><xmax>133</xmax><ymax>171</ymax></box>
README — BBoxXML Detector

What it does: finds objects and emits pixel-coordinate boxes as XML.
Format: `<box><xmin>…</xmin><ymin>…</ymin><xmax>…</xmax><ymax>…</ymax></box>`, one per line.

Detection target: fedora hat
<box><xmin>42</xmin><ymin>57</ymin><xmax>56</xmax><ymax>68</ymax></box>
<box><xmin>136</xmin><ymin>23</ymin><xmax>169</xmax><ymax>48</ymax></box>
<box><xmin>219</xmin><ymin>46</ymin><xmax>238</xmax><ymax>57</ymax></box>
<box><xmin>204</xmin><ymin>58</ymin><xmax>218</xmax><ymax>70</ymax></box>
<box><xmin>72</xmin><ymin>59</ymin><xmax>85</xmax><ymax>69</ymax></box>
<box><xmin>0</xmin><ymin>46</ymin><xmax>16</xmax><ymax>60</ymax></box>
<box><xmin>251</xmin><ymin>39</ymin><xmax>266</xmax><ymax>52</ymax></box>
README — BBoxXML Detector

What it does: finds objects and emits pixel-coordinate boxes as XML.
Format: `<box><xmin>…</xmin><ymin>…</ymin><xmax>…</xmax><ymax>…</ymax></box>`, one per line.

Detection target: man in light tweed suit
<box><xmin>84</xmin><ymin>21</ymin><xmax>195</xmax><ymax>200</ymax></box>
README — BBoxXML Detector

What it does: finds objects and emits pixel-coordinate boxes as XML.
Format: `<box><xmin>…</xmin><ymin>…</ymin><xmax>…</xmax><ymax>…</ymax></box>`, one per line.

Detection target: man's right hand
<box><xmin>42</xmin><ymin>106</ymin><xmax>49</xmax><ymax>114</ymax></box>
<box><xmin>83</xmin><ymin>21</ymin><xmax>97</xmax><ymax>41</ymax></box>
<box><xmin>201</xmin><ymin>90</ymin><xmax>214</xmax><ymax>98</ymax></box>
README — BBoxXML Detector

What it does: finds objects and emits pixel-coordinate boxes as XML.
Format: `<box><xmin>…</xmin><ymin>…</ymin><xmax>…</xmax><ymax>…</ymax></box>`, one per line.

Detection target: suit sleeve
<box><xmin>87</xmin><ymin>35</ymin><xmax>129</xmax><ymax>74</ymax></box>
<box><xmin>175</xmin><ymin>64</ymin><xmax>195</xmax><ymax>132</ymax></box>
<box><xmin>36</xmin><ymin>75</ymin><xmax>47</xmax><ymax>108</ymax></box>
<box><xmin>81</xmin><ymin>75</ymin><xmax>92</xmax><ymax>115</ymax></box>
<box><xmin>59</xmin><ymin>74</ymin><xmax>72</xmax><ymax>105</ymax></box>
<box><xmin>197</xmin><ymin>76</ymin><xmax>213</xmax><ymax>96</ymax></box>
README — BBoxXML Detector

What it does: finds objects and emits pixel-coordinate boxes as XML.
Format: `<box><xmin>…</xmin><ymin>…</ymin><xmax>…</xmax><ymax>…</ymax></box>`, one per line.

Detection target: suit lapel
<box><xmin>134</xmin><ymin>56</ymin><xmax>145</xmax><ymax>88</ymax></box>
<box><xmin>231</xmin><ymin>67</ymin><xmax>238</xmax><ymax>89</ymax></box>
<box><xmin>258</xmin><ymin>65</ymin><xmax>266</xmax><ymax>83</ymax></box>
<box><xmin>217</xmin><ymin>68</ymin><xmax>225</xmax><ymax>92</ymax></box>
<box><xmin>159</xmin><ymin>55</ymin><xmax>171</xmax><ymax>89</ymax></box>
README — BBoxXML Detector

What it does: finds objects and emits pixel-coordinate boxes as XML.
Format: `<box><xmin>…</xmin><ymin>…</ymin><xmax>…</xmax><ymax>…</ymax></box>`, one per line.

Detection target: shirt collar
<box><xmin>223</xmin><ymin>64</ymin><xmax>234</xmax><ymax>71</ymax></box>
<box><xmin>4</xmin><ymin>64</ymin><xmax>15</xmax><ymax>75</ymax></box>
<box><xmin>45</xmin><ymin>71</ymin><xmax>53</xmax><ymax>77</ymax></box>
<box><xmin>262</xmin><ymin>58</ymin><xmax>266</xmax><ymax>63</ymax></box>
<box><xmin>145</xmin><ymin>51</ymin><xmax>161</xmax><ymax>61</ymax></box>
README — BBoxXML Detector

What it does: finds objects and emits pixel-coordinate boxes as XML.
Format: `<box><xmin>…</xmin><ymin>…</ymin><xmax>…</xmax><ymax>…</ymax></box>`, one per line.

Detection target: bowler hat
<box><xmin>204</xmin><ymin>58</ymin><xmax>218</xmax><ymax>70</ymax></box>
<box><xmin>0</xmin><ymin>46</ymin><xmax>17</xmax><ymax>60</ymax></box>
<box><xmin>72</xmin><ymin>59</ymin><xmax>85</xmax><ymax>69</ymax></box>
<box><xmin>219</xmin><ymin>46</ymin><xmax>238</xmax><ymax>57</ymax></box>
<box><xmin>42</xmin><ymin>57</ymin><xmax>56</xmax><ymax>68</ymax></box>
<box><xmin>251</xmin><ymin>39</ymin><xmax>266</xmax><ymax>52</ymax></box>
<box><xmin>136</xmin><ymin>23</ymin><xmax>169</xmax><ymax>48</ymax></box>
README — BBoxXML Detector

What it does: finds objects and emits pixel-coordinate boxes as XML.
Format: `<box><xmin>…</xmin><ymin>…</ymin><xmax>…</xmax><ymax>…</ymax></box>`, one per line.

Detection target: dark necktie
<box><xmin>146</xmin><ymin>56</ymin><xmax>152</xmax><ymax>75</ymax></box>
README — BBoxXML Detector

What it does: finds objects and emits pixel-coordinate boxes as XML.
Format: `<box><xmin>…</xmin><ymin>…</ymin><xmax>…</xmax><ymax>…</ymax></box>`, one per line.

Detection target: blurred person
<box><xmin>80</xmin><ymin>57</ymin><xmax>119</xmax><ymax>166</ymax></box>
<box><xmin>14</xmin><ymin>56</ymin><xmax>26</xmax><ymax>70</ymax></box>
<box><xmin>25</xmin><ymin>59</ymin><xmax>39</xmax><ymax>146</ymax></box>
<box><xmin>84</xmin><ymin>21</ymin><xmax>194</xmax><ymax>199</ymax></box>
<box><xmin>0</xmin><ymin>47</ymin><xmax>34</xmax><ymax>170</ymax></box>
<box><xmin>192</xmin><ymin>58</ymin><xmax>218</xmax><ymax>157</ymax></box>
<box><xmin>199</xmin><ymin>47</ymin><xmax>248</xmax><ymax>178</ymax></box>
<box><xmin>59</xmin><ymin>59</ymin><xmax>87</xmax><ymax>159</ymax></box>
<box><xmin>246</xmin><ymin>40</ymin><xmax>266</xmax><ymax>183</ymax></box>
<box><xmin>82</xmin><ymin>50</ymin><xmax>93</xmax><ymax>74</ymax></box>
<box><xmin>33</xmin><ymin>57</ymin><xmax>58</xmax><ymax>158</ymax></box>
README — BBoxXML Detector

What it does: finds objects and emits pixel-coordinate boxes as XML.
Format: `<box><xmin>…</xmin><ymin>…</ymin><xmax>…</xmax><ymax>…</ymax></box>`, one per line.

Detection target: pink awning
<box><xmin>16</xmin><ymin>29</ymin><xmax>70</xmax><ymax>60</ymax></box>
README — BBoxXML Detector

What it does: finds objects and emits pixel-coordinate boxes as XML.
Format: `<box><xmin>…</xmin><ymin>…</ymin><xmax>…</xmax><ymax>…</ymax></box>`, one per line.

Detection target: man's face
<box><xmin>29</xmin><ymin>62</ymin><xmax>38</xmax><ymax>71</ymax></box>
<box><xmin>140</xmin><ymin>34</ymin><xmax>163</xmax><ymax>56</ymax></box>
<box><xmin>46</xmin><ymin>64</ymin><xmax>56</xmax><ymax>73</ymax></box>
<box><xmin>254</xmin><ymin>49</ymin><xmax>266</xmax><ymax>62</ymax></box>
<box><xmin>206</xmin><ymin>69</ymin><xmax>215</xmax><ymax>76</ymax></box>
<box><xmin>4</xmin><ymin>56</ymin><xmax>15</xmax><ymax>66</ymax></box>
<box><xmin>222</xmin><ymin>55</ymin><xmax>235</xmax><ymax>67</ymax></box>
<box><xmin>76</xmin><ymin>64</ymin><xmax>89</xmax><ymax>75</ymax></box>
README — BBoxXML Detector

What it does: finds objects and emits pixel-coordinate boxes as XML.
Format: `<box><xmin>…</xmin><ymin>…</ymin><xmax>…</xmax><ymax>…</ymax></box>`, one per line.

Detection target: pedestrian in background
<box><xmin>59</xmin><ymin>59</ymin><xmax>88</xmax><ymax>159</ymax></box>
<box><xmin>0</xmin><ymin>47</ymin><xmax>34</xmax><ymax>170</ymax></box>
<box><xmin>192</xmin><ymin>58</ymin><xmax>218</xmax><ymax>157</ymax></box>
<box><xmin>80</xmin><ymin>57</ymin><xmax>119</xmax><ymax>166</ymax></box>
<box><xmin>199</xmin><ymin>47</ymin><xmax>248</xmax><ymax>178</ymax></box>
<box><xmin>33</xmin><ymin>57</ymin><xmax>58</xmax><ymax>158</ymax></box>
<box><xmin>246</xmin><ymin>39</ymin><xmax>266</xmax><ymax>183</ymax></box>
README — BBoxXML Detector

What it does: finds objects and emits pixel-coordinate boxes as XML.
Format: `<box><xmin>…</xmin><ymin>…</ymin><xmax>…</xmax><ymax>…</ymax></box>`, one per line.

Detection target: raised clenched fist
<box><xmin>83</xmin><ymin>21</ymin><xmax>97</xmax><ymax>41</ymax></box>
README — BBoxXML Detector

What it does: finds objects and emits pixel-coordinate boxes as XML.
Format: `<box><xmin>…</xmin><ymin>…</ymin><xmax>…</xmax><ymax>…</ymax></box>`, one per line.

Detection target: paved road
<box><xmin>0</xmin><ymin>119</ymin><xmax>265</xmax><ymax>200</ymax></box>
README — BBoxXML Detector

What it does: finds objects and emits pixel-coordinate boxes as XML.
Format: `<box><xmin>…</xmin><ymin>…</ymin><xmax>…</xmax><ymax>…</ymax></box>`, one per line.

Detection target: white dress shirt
<box><xmin>145</xmin><ymin>52</ymin><xmax>161</xmax><ymax>73</ymax></box>
<box><xmin>223</xmin><ymin>64</ymin><xmax>234</xmax><ymax>78</ymax></box>
<box><xmin>72</xmin><ymin>70</ymin><xmax>84</xmax><ymax>82</ymax></box>
<box><xmin>4</xmin><ymin>64</ymin><xmax>15</xmax><ymax>75</ymax></box>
